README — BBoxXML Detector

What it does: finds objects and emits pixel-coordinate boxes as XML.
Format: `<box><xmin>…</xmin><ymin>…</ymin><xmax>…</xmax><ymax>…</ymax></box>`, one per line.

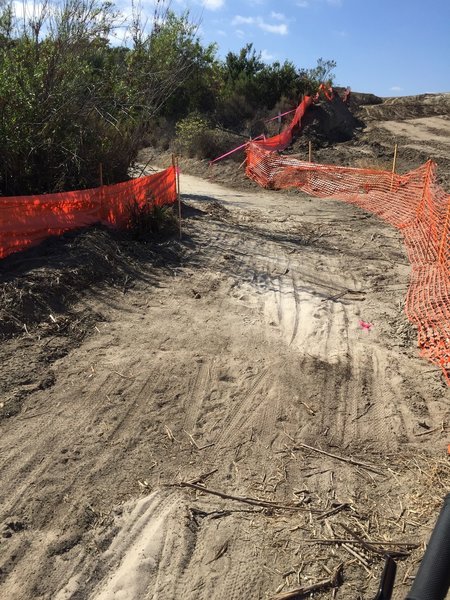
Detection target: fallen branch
<box><xmin>177</xmin><ymin>482</ymin><xmax>320</xmax><ymax>512</ymax></box>
<box><xmin>187</xmin><ymin>469</ymin><xmax>218</xmax><ymax>485</ymax></box>
<box><xmin>301</xmin><ymin>538</ymin><xmax>418</xmax><ymax>550</ymax></box>
<box><xmin>340</xmin><ymin>523</ymin><xmax>410</xmax><ymax>558</ymax></box>
<box><xmin>292</xmin><ymin>442</ymin><xmax>385</xmax><ymax>476</ymax></box>
<box><xmin>317</xmin><ymin>503</ymin><xmax>350</xmax><ymax>520</ymax></box>
<box><xmin>415</xmin><ymin>427</ymin><xmax>439</xmax><ymax>437</ymax></box>
<box><xmin>272</xmin><ymin>563</ymin><xmax>343</xmax><ymax>599</ymax></box>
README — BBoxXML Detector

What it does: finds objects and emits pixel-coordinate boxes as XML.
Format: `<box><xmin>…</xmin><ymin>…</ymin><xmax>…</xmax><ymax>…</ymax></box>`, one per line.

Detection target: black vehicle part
<box><xmin>406</xmin><ymin>493</ymin><xmax>450</xmax><ymax>600</ymax></box>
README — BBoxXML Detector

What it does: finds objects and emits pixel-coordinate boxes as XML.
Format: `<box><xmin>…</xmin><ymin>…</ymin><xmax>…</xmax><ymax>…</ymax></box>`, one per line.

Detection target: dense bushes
<box><xmin>0</xmin><ymin>0</ymin><xmax>336</xmax><ymax>196</ymax></box>
<box><xmin>173</xmin><ymin>114</ymin><xmax>243</xmax><ymax>160</ymax></box>
<box><xmin>0</xmin><ymin>0</ymin><xmax>193</xmax><ymax>195</ymax></box>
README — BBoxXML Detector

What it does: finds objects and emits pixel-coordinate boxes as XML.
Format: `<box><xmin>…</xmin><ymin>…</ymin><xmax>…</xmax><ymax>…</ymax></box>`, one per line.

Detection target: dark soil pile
<box><xmin>298</xmin><ymin>94</ymin><xmax>364</xmax><ymax>146</ymax></box>
<box><xmin>0</xmin><ymin>227</ymin><xmax>181</xmax><ymax>341</ymax></box>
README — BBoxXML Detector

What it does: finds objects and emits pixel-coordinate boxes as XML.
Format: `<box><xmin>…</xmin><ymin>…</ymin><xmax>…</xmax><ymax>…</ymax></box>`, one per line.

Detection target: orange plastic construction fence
<box><xmin>0</xmin><ymin>166</ymin><xmax>177</xmax><ymax>260</ymax></box>
<box><xmin>246</xmin><ymin>143</ymin><xmax>450</xmax><ymax>383</ymax></box>
<box><xmin>252</xmin><ymin>95</ymin><xmax>313</xmax><ymax>152</ymax></box>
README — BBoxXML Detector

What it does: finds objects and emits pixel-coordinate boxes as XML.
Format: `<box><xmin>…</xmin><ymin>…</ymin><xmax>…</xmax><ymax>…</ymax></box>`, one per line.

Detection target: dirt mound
<box><xmin>0</xmin><ymin>225</ymin><xmax>182</xmax><ymax>419</ymax></box>
<box><xmin>0</xmin><ymin>226</ymin><xmax>181</xmax><ymax>341</ymax></box>
<box><xmin>297</xmin><ymin>95</ymin><xmax>363</xmax><ymax>146</ymax></box>
<box><xmin>361</xmin><ymin>92</ymin><xmax>450</xmax><ymax>122</ymax></box>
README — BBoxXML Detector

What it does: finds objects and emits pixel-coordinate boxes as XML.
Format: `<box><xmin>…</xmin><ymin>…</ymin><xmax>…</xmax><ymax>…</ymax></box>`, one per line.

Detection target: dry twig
<box><xmin>177</xmin><ymin>482</ymin><xmax>321</xmax><ymax>512</ymax></box>
<box><xmin>301</xmin><ymin>538</ymin><xmax>418</xmax><ymax>550</ymax></box>
<box><xmin>272</xmin><ymin>563</ymin><xmax>343</xmax><ymax>599</ymax></box>
<box><xmin>292</xmin><ymin>442</ymin><xmax>385</xmax><ymax>476</ymax></box>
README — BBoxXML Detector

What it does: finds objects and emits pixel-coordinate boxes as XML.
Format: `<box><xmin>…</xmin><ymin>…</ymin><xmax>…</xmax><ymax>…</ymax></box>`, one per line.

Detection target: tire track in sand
<box><xmin>214</xmin><ymin>368</ymin><xmax>269</xmax><ymax>449</ymax></box>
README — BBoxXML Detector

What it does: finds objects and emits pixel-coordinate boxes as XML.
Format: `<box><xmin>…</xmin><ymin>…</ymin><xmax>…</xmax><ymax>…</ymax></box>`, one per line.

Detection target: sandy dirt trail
<box><xmin>1</xmin><ymin>172</ymin><xmax>449</xmax><ymax>600</ymax></box>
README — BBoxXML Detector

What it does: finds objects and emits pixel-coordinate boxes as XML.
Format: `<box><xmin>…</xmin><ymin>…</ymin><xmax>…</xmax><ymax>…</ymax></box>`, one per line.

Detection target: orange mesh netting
<box><xmin>246</xmin><ymin>142</ymin><xmax>450</xmax><ymax>383</ymax></box>
<box><xmin>253</xmin><ymin>95</ymin><xmax>313</xmax><ymax>152</ymax></box>
<box><xmin>0</xmin><ymin>166</ymin><xmax>177</xmax><ymax>260</ymax></box>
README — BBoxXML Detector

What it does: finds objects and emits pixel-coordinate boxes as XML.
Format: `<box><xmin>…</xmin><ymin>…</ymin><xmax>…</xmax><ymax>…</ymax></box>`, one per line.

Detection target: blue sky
<box><xmin>167</xmin><ymin>0</ymin><xmax>450</xmax><ymax>96</ymax></box>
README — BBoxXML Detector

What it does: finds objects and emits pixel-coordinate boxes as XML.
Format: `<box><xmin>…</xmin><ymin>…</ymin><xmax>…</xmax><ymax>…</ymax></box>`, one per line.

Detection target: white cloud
<box><xmin>260</xmin><ymin>21</ymin><xmax>287</xmax><ymax>34</ymax></box>
<box><xmin>390</xmin><ymin>86</ymin><xmax>403</xmax><ymax>92</ymax></box>
<box><xmin>232</xmin><ymin>15</ymin><xmax>254</xmax><ymax>25</ymax></box>
<box><xmin>327</xmin><ymin>0</ymin><xmax>342</xmax><ymax>5</ymax></box>
<box><xmin>231</xmin><ymin>14</ymin><xmax>288</xmax><ymax>35</ymax></box>
<box><xmin>296</xmin><ymin>1</ymin><xmax>309</xmax><ymax>6</ymax></box>
<box><xmin>261</xmin><ymin>49</ymin><xmax>275</xmax><ymax>61</ymax></box>
<box><xmin>202</xmin><ymin>0</ymin><xmax>225</xmax><ymax>10</ymax></box>
<box><xmin>270</xmin><ymin>11</ymin><xmax>286</xmax><ymax>20</ymax></box>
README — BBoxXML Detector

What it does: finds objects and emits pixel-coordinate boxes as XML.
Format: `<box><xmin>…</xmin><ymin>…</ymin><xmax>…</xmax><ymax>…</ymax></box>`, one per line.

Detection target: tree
<box><xmin>147</xmin><ymin>10</ymin><xmax>219</xmax><ymax>117</ymax></box>
<box><xmin>298</xmin><ymin>58</ymin><xmax>337</xmax><ymax>93</ymax></box>
<box><xmin>0</xmin><ymin>0</ymin><xmax>202</xmax><ymax>195</ymax></box>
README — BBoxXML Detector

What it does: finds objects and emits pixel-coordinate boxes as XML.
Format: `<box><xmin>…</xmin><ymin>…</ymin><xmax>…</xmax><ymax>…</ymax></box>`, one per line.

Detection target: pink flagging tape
<box><xmin>209</xmin><ymin>135</ymin><xmax>264</xmax><ymax>165</ymax></box>
<box><xmin>265</xmin><ymin>109</ymin><xmax>296</xmax><ymax>123</ymax></box>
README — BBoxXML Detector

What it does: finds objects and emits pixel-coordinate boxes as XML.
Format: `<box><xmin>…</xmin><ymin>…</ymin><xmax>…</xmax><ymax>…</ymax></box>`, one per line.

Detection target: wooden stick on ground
<box><xmin>177</xmin><ymin>481</ymin><xmax>321</xmax><ymax>512</ymax></box>
<box><xmin>292</xmin><ymin>442</ymin><xmax>385</xmax><ymax>476</ymax></box>
<box><xmin>301</xmin><ymin>538</ymin><xmax>418</xmax><ymax>550</ymax></box>
<box><xmin>272</xmin><ymin>563</ymin><xmax>343</xmax><ymax>599</ymax></box>
<box><xmin>187</xmin><ymin>469</ymin><xmax>218</xmax><ymax>485</ymax></box>
<box><xmin>317</xmin><ymin>503</ymin><xmax>350</xmax><ymax>520</ymax></box>
<box><xmin>339</xmin><ymin>523</ymin><xmax>410</xmax><ymax>558</ymax></box>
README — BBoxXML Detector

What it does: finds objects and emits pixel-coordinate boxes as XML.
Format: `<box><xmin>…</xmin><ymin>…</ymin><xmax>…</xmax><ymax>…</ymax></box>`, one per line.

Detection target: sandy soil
<box><xmin>1</xmin><ymin>170</ymin><xmax>449</xmax><ymax>600</ymax></box>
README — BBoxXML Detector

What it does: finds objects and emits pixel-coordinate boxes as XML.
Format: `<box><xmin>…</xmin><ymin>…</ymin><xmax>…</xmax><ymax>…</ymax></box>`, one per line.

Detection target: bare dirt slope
<box><xmin>1</xmin><ymin>172</ymin><xmax>449</xmax><ymax>600</ymax></box>
<box><xmin>310</xmin><ymin>93</ymin><xmax>450</xmax><ymax>187</ymax></box>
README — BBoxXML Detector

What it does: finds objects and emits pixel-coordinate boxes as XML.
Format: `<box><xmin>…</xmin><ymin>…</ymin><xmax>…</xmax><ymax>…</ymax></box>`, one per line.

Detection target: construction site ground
<box><xmin>1</xmin><ymin>93</ymin><xmax>450</xmax><ymax>600</ymax></box>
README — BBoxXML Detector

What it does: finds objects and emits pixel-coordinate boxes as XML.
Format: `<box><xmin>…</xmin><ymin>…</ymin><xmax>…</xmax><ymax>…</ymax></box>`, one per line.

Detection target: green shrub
<box><xmin>174</xmin><ymin>114</ymin><xmax>244</xmax><ymax>160</ymax></box>
<box><xmin>175</xmin><ymin>114</ymin><xmax>210</xmax><ymax>153</ymax></box>
<box><xmin>127</xmin><ymin>197</ymin><xmax>178</xmax><ymax>239</ymax></box>
<box><xmin>0</xmin><ymin>1</ymin><xmax>205</xmax><ymax>196</ymax></box>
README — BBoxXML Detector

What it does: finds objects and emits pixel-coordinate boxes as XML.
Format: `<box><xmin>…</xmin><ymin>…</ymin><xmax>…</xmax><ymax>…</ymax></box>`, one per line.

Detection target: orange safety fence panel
<box><xmin>246</xmin><ymin>143</ymin><xmax>450</xmax><ymax>383</ymax></box>
<box><xmin>0</xmin><ymin>166</ymin><xmax>177</xmax><ymax>260</ymax></box>
<box><xmin>252</xmin><ymin>95</ymin><xmax>313</xmax><ymax>152</ymax></box>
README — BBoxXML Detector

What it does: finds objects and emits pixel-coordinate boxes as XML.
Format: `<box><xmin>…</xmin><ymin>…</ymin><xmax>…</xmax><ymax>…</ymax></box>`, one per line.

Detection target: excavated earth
<box><xmin>1</xmin><ymin>94</ymin><xmax>450</xmax><ymax>600</ymax></box>
<box><xmin>153</xmin><ymin>92</ymin><xmax>450</xmax><ymax>192</ymax></box>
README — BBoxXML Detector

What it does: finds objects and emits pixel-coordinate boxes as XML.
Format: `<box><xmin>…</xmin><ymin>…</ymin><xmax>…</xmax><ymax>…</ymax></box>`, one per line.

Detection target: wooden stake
<box><xmin>417</xmin><ymin>160</ymin><xmax>433</xmax><ymax>219</ymax></box>
<box><xmin>308</xmin><ymin>140</ymin><xmax>312</xmax><ymax>163</ymax></box>
<box><xmin>176</xmin><ymin>156</ymin><xmax>182</xmax><ymax>240</ymax></box>
<box><xmin>99</xmin><ymin>162</ymin><xmax>103</xmax><ymax>187</ymax></box>
<box><xmin>438</xmin><ymin>197</ymin><xmax>450</xmax><ymax>265</ymax></box>
<box><xmin>390</xmin><ymin>143</ymin><xmax>398</xmax><ymax>191</ymax></box>
<box><xmin>420</xmin><ymin>161</ymin><xmax>435</xmax><ymax>261</ymax></box>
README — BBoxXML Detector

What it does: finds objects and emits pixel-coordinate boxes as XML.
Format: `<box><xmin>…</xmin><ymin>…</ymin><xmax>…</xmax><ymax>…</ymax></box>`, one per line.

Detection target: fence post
<box><xmin>417</xmin><ymin>160</ymin><xmax>433</xmax><ymax>220</ymax></box>
<box><xmin>390</xmin><ymin>143</ymin><xmax>398</xmax><ymax>191</ymax></box>
<box><xmin>98</xmin><ymin>163</ymin><xmax>105</xmax><ymax>223</ymax></box>
<box><xmin>174</xmin><ymin>155</ymin><xmax>182</xmax><ymax>240</ymax></box>
<box><xmin>438</xmin><ymin>197</ymin><xmax>450</xmax><ymax>266</ymax></box>
<box><xmin>308</xmin><ymin>140</ymin><xmax>312</xmax><ymax>163</ymax></box>
<box><xmin>420</xmin><ymin>161</ymin><xmax>438</xmax><ymax>262</ymax></box>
